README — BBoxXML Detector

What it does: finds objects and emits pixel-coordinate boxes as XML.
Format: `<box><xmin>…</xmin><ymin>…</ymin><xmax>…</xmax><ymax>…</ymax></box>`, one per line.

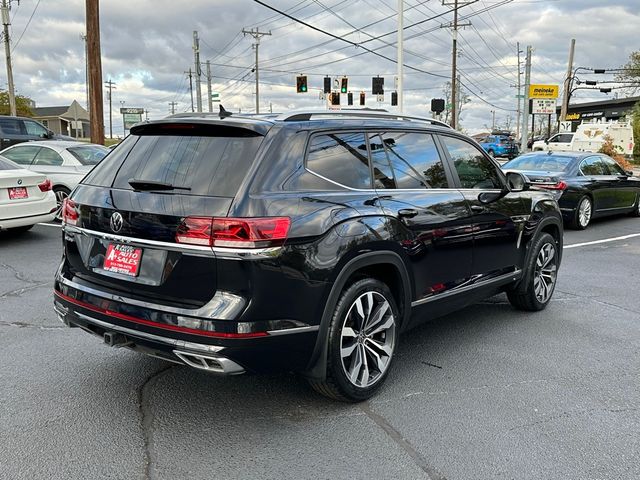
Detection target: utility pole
<box><xmin>104</xmin><ymin>79</ymin><xmax>116</xmax><ymax>139</ymax></box>
<box><xmin>185</xmin><ymin>69</ymin><xmax>194</xmax><ymax>112</ymax></box>
<box><xmin>397</xmin><ymin>0</ymin><xmax>404</xmax><ymax>113</ymax></box>
<box><xmin>86</xmin><ymin>0</ymin><xmax>104</xmax><ymax>145</ymax></box>
<box><xmin>206</xmin><ymin>60</ymin><xmax>213</xmax><ymax>113</ymax></box>
<box><xmin>119</xmin><ymin>100</ymin><xmax>125</xmax><ymax>137</ymax></box>
<box><xmin>168</xmin><ymin>102</ymin><xmax>177</xmax><ymax>115</ymax></box>
<box><xmin>1</xmin><ymin>0</ymin><xmax>16</xmax><ymax>116</ymax></box>
<box><xmin>559</xmin><ymin>38</ymin><xmax>576</xmax><ymax>122</ymax></box>
<box><xmin>520</xmin><ymin>46</ymin><xmax>532</xmax><ymax>152</ymax></box>
<box><xmin>144</xmin><ymin>109</ymin><xmax>149</xmax><ymax>121</ymax></box>
<box><xmin>515</xmin><ymin>42</ymin><xmax>522</xmax><ymax>139</ymax></box>
<box><xmin>193</xmin><ymin>31</ymin><xmax>203</xmax><ymax>112</ymax></box>
<box><xmin>80</xmin><ymin>33</ymin><xmax>89</xmax><ymax>112</ymax></box>
<box><xmin>242</xmin><ymin>27</ymin><xmax>271</xmax><ymax>114</ymax></box>
<box><xmin>491</xmin><ymin>110</ymin><xmax>496</xmax><ymax>131</ymax></box>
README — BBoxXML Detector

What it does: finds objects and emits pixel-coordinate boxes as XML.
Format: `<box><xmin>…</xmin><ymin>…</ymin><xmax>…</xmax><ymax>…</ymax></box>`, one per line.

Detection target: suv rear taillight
<box><xmin>176</xmin><ymin>217</ymin><xmax>291</xmax><ymax>248</ymax></box>
<box><xmin>62</xmin><ymin>198</ymin><xmax>79</xmax><ymax>225</ymax></box>
<box><xmin>38</xmin><ymin>179</ymin><xmax>52</xmax><ymax>192</ymax></box>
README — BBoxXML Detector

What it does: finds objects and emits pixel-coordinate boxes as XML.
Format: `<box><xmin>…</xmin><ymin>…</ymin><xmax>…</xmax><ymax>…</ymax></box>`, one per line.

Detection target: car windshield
<box><xmin>0</xmin><ymin>155</ymin><xmax>19</xmax><ymax>170</ymax></box>
<box><xmin>67</xmin><ymin>145</ymin><xmax>110</xmax><ymax>165</ymax></box>
<box><xmin>503</xmin><ymin>154</ymin><xmax>574</xmax><ymax>172</ymax></box>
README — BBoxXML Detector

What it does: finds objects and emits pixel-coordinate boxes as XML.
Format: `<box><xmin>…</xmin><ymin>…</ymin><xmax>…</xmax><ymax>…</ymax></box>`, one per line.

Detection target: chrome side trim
<box><xmin>57</xmin><ymin>275</ymin><xmax>247</xmax><ymax>320</ymax></box>
<box><xmin>411</xmin><ymin>269</ymin><xmax>523</xmax><ymax>307</ymax></box>
<box><xmin>70</xmin><ymin>311</ymin><xmax>226</xmax><ymax>354</ymax></box>
<box><xmin>266</xmin><ymin>325</ymin><xmax>319</xmax><ymax>336</ymax></box>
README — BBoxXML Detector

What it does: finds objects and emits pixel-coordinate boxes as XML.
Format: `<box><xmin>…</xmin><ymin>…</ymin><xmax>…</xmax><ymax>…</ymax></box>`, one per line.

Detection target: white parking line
<box><xmin>564</xmin><ymin>233</ymin><xmax>640</xmax><ymax>249</ymax></box>
<box><xmin>36</xmin><ymin>223</ymin><xmax>62</xmax><ymax>228</ymax></box>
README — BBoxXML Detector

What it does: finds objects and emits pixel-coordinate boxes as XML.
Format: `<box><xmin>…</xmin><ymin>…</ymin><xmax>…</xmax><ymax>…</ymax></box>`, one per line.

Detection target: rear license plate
<box><xmin>8</xmin><ymin>187</ymin><xmax>28</xmax><ymax>200</ymax></box>
<box><xmin>103</xmin><ymin>244</ymin><xmax>143</xmax><ymax>277</ymax></box>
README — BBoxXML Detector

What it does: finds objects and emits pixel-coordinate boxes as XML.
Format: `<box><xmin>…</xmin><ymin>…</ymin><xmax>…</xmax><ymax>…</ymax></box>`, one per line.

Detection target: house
<box><xmin>32</xmin><ymin>100</ymin><xmax>90</xmax><ymax>138</ymax></box>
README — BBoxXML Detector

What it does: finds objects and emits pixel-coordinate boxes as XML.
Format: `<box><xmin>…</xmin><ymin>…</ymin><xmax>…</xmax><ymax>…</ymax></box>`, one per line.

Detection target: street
<box><xmin>1</xmin><ymin>217</ymin><xmax>639</xmax><ymax>480</ymax></box>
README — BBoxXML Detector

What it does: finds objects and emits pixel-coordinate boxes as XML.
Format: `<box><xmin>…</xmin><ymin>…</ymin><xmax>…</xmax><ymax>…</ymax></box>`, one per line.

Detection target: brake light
<box><xmin>176</xmin><ymin>217</ymin><xmax>291</xmax><ymax>248</ymax></box>
<box><xmin>62</xmin><ymin>198</ymin><xmax>79</xmax><ymax>225</ymax></box>
<box><xmin>38</xmin><ymin>179</ymin><xmax>52</xmax><ymax>192</ymax></box>
<box><xmin>537</xmin><ymin>181</ymin><xmax>568</xmax><ymax>191</ymax></box>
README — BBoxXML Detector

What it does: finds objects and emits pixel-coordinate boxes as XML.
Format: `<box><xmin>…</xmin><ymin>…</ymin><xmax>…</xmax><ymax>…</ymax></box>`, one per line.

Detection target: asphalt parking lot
<box><xmin>1</xmin><ymin>217</ymin><xmax>639</xmax><ymax>480</ymax></box>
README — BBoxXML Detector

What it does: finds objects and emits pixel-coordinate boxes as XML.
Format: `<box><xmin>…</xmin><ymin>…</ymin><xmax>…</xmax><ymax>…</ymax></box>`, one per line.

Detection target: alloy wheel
<box><xmin>339</xmin><ymin>291</ymin><xmax>396</xmax><ymax>388</ymax></box>
<box><xmin>533</xmin><ymin>242</ymin><xmax>557</xmax><ymax>304</ymax></box>
<box><xmin>578</xmin><ymin>198</ymin><xmax>592</xmax><ymax>228</ymax></box>
<box><xmin>54</xmin><ymin>189</ymin><xmax>68</xmax><ymax>221</ymax></box>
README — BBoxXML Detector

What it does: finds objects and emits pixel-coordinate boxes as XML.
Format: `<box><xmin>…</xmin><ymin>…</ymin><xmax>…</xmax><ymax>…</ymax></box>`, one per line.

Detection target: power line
<box><xmin>11</xmin><ymin>0</ymin><xmax>40</xmax><ymax>52</ymax></box>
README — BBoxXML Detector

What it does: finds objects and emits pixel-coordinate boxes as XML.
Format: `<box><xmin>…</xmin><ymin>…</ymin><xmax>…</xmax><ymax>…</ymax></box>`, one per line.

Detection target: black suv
<box><xmin>0</xmin><ymin>116</ymin><xmax>59</xmax><ymax>150</ymax></box>
<box><xmin>54</xmin><ymin>111</ymin><xmax>563</xmax><ymax>401</ymax></box>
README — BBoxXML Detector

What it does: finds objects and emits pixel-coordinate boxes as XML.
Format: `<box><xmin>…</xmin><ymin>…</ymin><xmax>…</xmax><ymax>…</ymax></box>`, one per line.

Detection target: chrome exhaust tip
<box><xmin>173</xmin><ymin>350</ymin><xmax>245</xmax><ymax>375</ymax></box>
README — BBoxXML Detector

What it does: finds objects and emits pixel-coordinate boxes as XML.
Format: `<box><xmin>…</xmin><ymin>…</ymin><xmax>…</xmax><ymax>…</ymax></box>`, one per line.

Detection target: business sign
<box><xmin>123</xmin><ymin>113</ymin><xmax>142</xmax><ymax>130</ymax></box>
<box><xmin>559</xmin><ymin>121</ymin><xmax>572</xmax><ymax>132</ymax></box>
<box><xmin>531</xmin><ymin>99</ymin><xmax>557</xmax><ymax>115</ymax></box>
<box><xmin>211</xmin><ymin>92</ymin><xmax>220</xmax><ymax>103</ymax></box>
<box><xmin>565</xmin><ymin>113</ymin><xmax>581</xmax><ymax>121</ymax></box>
<box><xmin>529</xmin><ymin>84</ymin><xmax>559</xmax><ymax>99</ymax></box>
<box><xmin>120</xmin><ymin>107</ymin><xmax>144</xmax><ymax>114</ymax></box>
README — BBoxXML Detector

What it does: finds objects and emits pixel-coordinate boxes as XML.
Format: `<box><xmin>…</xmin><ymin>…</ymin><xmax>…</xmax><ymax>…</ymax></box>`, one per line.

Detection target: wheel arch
<box><xmin>303</xmin><ymin>250</ymin><xmax>412</xmax><ymax>380</ymax></box>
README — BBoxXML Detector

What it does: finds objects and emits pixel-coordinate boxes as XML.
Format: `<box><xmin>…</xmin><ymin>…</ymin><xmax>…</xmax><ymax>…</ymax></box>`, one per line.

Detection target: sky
<box><xmin>3</xmin><ymin>0</ymin><xmax>639</xmax><ymax>135</ymax></box>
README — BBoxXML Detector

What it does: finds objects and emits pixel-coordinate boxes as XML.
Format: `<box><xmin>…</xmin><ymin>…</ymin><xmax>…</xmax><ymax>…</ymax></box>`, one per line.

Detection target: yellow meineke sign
<box><xmin>529</xmin><ymin>84</ymin><xmax>559</xmax><ymax>99</ymax></box>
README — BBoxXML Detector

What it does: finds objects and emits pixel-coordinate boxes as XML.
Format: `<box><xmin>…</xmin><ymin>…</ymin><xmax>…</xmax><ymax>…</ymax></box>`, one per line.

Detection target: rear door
<box><xmin>370</xmin><ymin>130</ymin><xmax>473</xmax><ymax>304</ymax></box>
<box><xmin>0</xmin><ymin>118</ymin><xmax>29</xmax><ymax>149</ymax></box>
<box><xmin>578</xmin><ymin>156</ymin><xmax>611</xmax><ymax>212</ymax></box>
<box><xmin>1</xmin><ymin>144</ymin><xmax>41</xmax><ymax>167</ymax></box>
<box><xmin>438</xmin><ymin>134</ymin><xmax>528</xmax><ymax>278</ymax></box>
<box><xmin>63</xmin><ymin>123</ymin><xmax>266</xmax><ymax>308</ymax></box>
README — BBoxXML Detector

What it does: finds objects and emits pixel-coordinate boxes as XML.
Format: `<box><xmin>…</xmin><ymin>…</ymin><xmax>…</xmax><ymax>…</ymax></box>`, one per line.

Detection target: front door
<box><xmin>369</xmin><ymin>131</ymin><xmax>473</xmax><ymax>303</ymax></box>
<box><xmin>598</xmin><ymin>155</ymin><xmax>638</xmax><ymax>210</ymax></box>
<box><xmin>437</xmin><ymin>135</ymin><xmax>528</xmax><ymax>278</ymax></box>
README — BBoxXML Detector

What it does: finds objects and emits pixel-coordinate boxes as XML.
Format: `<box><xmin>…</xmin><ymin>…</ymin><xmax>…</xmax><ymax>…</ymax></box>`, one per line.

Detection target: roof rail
<box><xmin>276</xmin><ymin>109</ymin><xmax>452</xmax><ymax>129</ymax></box>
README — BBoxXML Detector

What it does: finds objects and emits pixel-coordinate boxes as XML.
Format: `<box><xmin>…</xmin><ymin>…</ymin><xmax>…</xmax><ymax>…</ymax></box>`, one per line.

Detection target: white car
<box><xmin>0</xmin><ymin>140</ymin><xmax>109</xmax><ymax>219</ymax></box>
<box><xmin>532</xmin><ymin>132</ymin><xmax>574</xmax><ymax>152</ymax></box>
<box><xmin>0</xmin><ymin>155</ymin><xmax>56</xmax><ymax>233</ymax></box>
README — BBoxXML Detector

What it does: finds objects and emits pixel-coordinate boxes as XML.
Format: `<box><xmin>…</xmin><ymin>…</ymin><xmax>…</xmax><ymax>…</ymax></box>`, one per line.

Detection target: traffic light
<box><xmin>340</xmin><ymin>77</ymin><xmax>348</xmax><ymax>94</ymax></box>
<box><xmin>296</xmin><ymin>75</ymin><xmax>308</xmax><ymax>93</ymax></box>
<box><xmin>331</xmin><ymin>92</ymin><xmax>340</xmax><ymax>106</ymax></box>
<box><xmin>372</xmin><ymin>76</ymin><xmax>384</xmax><ymax>95</ymax></box>
<box><xmin>323</xmin><ymin>76</ymin><xmax>331</xmax><ymax>94</ymax></box>
<box><xmin>359</xmin><ymin>91</ymin><xmax>365</xmax><ymax>106</ymax></box>
<box><xmin>391</xmin><ymin>91</ymin><xmax>398</xmax><ymax>106</ymax></box>
<box><xmin>347</xmin><ymin>92</ymin><xmax>353</xmax><ymax>105</ymax></box>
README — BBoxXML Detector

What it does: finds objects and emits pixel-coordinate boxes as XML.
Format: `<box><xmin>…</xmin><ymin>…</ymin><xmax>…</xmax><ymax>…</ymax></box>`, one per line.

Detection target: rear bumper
<box><xmin>53</xmin><ymin>276</ymin><xmax>319</xmax><ymax>375</ymax></box>
<box><xmin>0</xmin><ymin>193</ymin><xmax>56</xmax><ymax>229</ymax></box>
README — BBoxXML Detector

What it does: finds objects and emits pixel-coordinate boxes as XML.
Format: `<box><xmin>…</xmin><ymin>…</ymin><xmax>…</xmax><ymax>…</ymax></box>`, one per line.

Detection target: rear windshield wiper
<box><xmin>128</xmin><ymin>179</ymin><xmax>191</xmax><ymax>191</ymax></box>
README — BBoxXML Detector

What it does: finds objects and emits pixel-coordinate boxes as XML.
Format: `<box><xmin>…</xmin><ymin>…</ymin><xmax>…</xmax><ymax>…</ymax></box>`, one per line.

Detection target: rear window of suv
<box><xmin>84</xmin><ymin>125</ymin><xmax>263</xmax><ymax>197</ymax></box>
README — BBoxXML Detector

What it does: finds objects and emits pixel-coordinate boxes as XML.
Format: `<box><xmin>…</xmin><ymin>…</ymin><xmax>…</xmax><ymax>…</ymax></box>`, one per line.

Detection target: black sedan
<box><xmin>502</xmin><ymin>152</ymin><xmax>640</xmax><ymax>229</ymax></box>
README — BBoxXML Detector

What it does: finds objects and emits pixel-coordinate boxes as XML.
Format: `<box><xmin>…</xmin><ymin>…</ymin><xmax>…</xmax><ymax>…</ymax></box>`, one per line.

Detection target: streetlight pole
<box><xmin>119</xmin><ymin>100</ymin><xmax>125</xmax><ymax>137</ymax></box>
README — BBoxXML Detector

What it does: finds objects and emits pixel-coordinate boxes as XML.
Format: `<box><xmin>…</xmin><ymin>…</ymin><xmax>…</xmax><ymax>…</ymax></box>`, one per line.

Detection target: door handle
<box><xmin>397</xmin><ymin>208</ymin><xmax>419</xmax><ymax>219</ymax></box>
<box><xmin>470</xmin><ymin>205</ymin><xmax>486</xmax><ymax>213</ymax></box>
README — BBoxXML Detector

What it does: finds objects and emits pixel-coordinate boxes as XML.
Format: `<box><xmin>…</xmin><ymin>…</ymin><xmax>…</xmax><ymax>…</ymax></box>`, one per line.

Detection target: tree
<box><xmin>441</xmin><ymin>81</ymin><xmax>470</xmax><ymax>129</ymax></box>
<box><xmin>631</xmin><ymin>101</ymin><xmax>640</xmax><ymax>163</ymax></box>
<box><xmin>616</xmin><ymin>51</ymin><xmax>640</xmax><ymax>94</ymax></box>
<box><xmin>0</xmin><ymin>90</ymin><xmax>34</xmax><ymax>117</ymax></box>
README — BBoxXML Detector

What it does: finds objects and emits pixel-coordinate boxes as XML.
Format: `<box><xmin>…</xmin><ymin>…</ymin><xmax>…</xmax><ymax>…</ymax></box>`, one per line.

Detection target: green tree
<box><xmin>616</xmin><ymin>51</ymin><xmax>640</xmax><ymax>93</ymax></box>
<box><xmin>631</xmin><ymin>101</ymin><xmax>640</xmax><ymax>163</ymax></box>
<box><xmin>0</xmin><ymin>90</ymin><xmax>34</xmax><ymax>117</ymax></box>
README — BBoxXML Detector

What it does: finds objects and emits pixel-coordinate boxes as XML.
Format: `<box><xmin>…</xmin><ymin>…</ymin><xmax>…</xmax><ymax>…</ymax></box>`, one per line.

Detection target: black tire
<box><xmin>53</xmin><ymin>186</ymin><xmax>71</xmax><ymax>222</ymax></box>
<box><xmin>309</xmin><ymin>278</ymin><xmax>400</xmax><ymax>402</ymax></box>
<box><xmin>569</xmin><ymin>195</ymin><xmax>592</xmax><ymax>230</ymax></box>
<box><xmin>629</xmin><ymin>194</ymin><xmax>640</xmax><ymax>218</ymax></box>
<box><xmin>507</xmin><ymin>232</ymin><xmax>558</xmax><ymax>312</ymax></box>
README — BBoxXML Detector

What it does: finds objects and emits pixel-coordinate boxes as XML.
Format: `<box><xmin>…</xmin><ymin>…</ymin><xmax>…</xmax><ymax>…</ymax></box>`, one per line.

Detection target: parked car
<box><xmin>0</xmin><ymin>155</ymin><xmax>56</xmax><ymax>233</ymax></box>
<box><xmin>479</xmin><ymin>134</ymin><xmax>519</xmax><ymax>159</ymax></box>
<box><xmin>528</xmin><ymin>134</ymin><xmax>547</xmax><ymax>149</ymax></box>
<box><xmin>502</xmin><ymin>151</ymin><xmax>640</xmax><ymax>229</ymax></box>
<box><xmin>53</xmin><ymin>110</ymin><xmax>563</xmax><ymax>401</ymax></box>
<box><xmin>0</xmin><ymin>115</ymin><xmax>76</xmax><ymax>150</ymax></box>
<box><xmin>0</xmin><ymin>141</ymin><xmax>109</xmax><ymax>220</ymax></box>
<box><xmin>533</xmin><ymin>132</ymin><xmax>574</xmax><ymax>152</ymax></box>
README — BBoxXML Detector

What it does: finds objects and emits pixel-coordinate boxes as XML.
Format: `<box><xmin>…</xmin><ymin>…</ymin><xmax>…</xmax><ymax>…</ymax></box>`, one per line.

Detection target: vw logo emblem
<box><xmin>17</xmin><ymin>179</ymin><xmax>22</xmax><ymax>185</ymax></box>
<box><xmin>110</xmin><ymin>212</ymin><xmax>124</xmax><ymax>233</ymax></box>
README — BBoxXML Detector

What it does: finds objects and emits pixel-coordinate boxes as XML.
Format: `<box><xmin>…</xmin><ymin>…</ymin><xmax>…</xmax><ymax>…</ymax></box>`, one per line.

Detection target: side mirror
<box><xmin>544</xmin><ymin>139</ymin><xmax>549</xmax><ymax>144</ymax></box>
<box><xmin>626</xmin><ymin>170</ymin><xmax>634</xmax><ymax>177</ymax></box>
<box><xmin>506</xmin><ymin>171</ymin><xmax>530</xmax><ymax>192</ymax></box>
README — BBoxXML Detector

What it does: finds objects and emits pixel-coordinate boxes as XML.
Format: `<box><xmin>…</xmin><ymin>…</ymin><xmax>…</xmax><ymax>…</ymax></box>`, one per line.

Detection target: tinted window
<box><xmin>2</xmin><ymin>145</ymin><xmax>41</xmax><ymax>165</ymax></box>
<box><xmin>441</xmin><ymin>136</ymin><xmax>503</xmax><ymax>189</ymax></box>
<box><xmin>377</xmin><ymin>132</ymin><xmax>448</xmax><ymax>189</ymax></box>
<box><xmin>599</xmin><ymin>156</ymin><xmax>625</xmax><ymax>175</ymax></box>
<box><xmin>82</xmin><ymin>135</ymin><xmax>138</xmax><ymax>187</ymax></box>
<box><xmin>580</xmin><ymin>157</ymin><xmax>607</xmax><ymax>176</ymax></box>
<box><xmin>550</xmin><ymin>133</ymin><xmax>573</xmax><ymax>143</ymax></box>
<box><xmin>0</xmin><ymin>155</ymin><xmax>18</xmax><ymax>170</ymax></box>
<box><xmin>369</xmin><ymin>133</ymin><xmax>396</xmax><ymax>189</ymax></box>
<box><xmin>33</xmin><ymin>147</ymin><xmax>64</xmax><ymax>166</ymax></box>
<box><xmin>307</xmin><ymin>132</ymin><xmax>371</xmax><ymax>189</ymax></box>
<box><xmin>68</xmin><ymin>145</ymin><xmax>109</xmax><ymax>165</ymax></box>
<box><xmin>23</xmin><ymin>120</ymin><xmax>48</xmax><ymax>137</ymax></box>
<box><xmin>503</xmin><ymin>154</ymin><xmax>574</xmax><ymax>172</ymax></box>
<box><xmin>113</xmin><ymin>133</ymin><xmax>263</xmax><ymax>196</ymax></box>
<box><xmin>0</xmin><ymin>118</ymin><xmax>23</xmax><ymax>135</ymax></box>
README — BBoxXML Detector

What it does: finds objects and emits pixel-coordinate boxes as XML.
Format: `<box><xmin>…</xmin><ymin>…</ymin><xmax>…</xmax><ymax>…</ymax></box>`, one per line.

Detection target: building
<box><xmin>556</xmin><ymin>95</ymin><xmax>640</xmax><ymax>131</ymax></box>
<box><xmin>32</xmin><ymin>100</ymin><xmax>90</xmax><ymax>138</ymax></box>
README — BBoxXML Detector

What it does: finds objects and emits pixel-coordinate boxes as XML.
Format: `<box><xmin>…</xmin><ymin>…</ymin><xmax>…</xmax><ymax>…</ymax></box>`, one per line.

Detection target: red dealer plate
<box><xmin>103</xmin><ymin>244</ymin><xmax>143</xmax><ymax>277</ymax></box>
<box><xmin>8</xmin><ymin>187</ymin><xmax>28</xmax><ymax>200</ymax></box>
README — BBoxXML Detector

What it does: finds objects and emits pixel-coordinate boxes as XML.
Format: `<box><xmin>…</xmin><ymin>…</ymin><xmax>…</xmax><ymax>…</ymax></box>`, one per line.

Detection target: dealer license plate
<box><xmin>103</xmin><ymin>244</ymin><xmax>143</xmax><ymax>277</ymax></box>
<box><xmin>8</xmin><ymin>187</ymin><xmax>28</xmax><ymax>200</ymax></box>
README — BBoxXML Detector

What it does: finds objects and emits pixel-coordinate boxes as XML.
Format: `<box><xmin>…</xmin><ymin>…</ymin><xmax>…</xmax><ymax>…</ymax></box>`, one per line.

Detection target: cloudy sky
<box><xmin>4</xmin><ymin>0</ymin><xmax>639</xmax><ymax>134</ymax></box>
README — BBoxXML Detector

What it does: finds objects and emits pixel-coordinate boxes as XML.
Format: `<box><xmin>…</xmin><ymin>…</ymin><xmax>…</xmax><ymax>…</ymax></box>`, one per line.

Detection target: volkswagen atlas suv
<box><xmin>53</xmin><ymin>110</ymin><xmax>563</xmax><ymax>401</ymax></box>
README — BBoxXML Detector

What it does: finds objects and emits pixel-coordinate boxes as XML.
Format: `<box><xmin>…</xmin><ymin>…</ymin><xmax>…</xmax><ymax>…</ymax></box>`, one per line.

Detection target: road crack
<box><xmin>138</xmin><ymin>364</ymin><xmax>177</xmax><ymax>480</ymax></box>
<box><xmin>0</xmin><ymin>281</ymin><xmax>53</xmax><ymax>299</ymax></box>
<box><xmin>0</xmin><ymin>320</ymin><xmax>65</xmax><ymax>330</ymax></box>
<box><xmin>0</xmin><ymin>262</ymin><xmax>40</xmax><ymax>284</ymax></box>
<box><xmin>359</xmin><ymin>402</ymin><xmax>447</xmax><ymax>480</ymax></box>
